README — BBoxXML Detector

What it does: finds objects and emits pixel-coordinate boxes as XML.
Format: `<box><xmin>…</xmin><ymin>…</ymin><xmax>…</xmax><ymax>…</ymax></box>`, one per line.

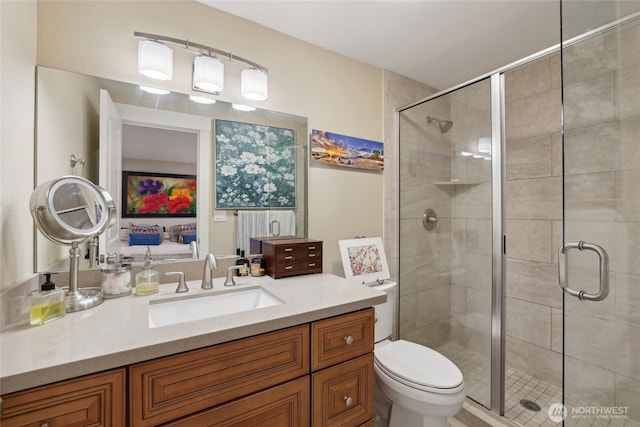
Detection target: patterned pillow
<box><xmin>129</xmin><ymin>224</ymin><xmax>162</xmax><ymax>246</ymax></box>
<box><xmin>178</xmin><ymin>223</ymin><xmax>197</xmax><ymax>244</ymax></box>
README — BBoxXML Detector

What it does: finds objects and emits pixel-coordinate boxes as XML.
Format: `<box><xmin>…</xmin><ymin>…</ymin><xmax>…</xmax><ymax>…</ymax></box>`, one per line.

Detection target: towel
<box><xmin>236</xmin><ymin>210</ymin><xmax>296</xmax><ymax>253</ymax></box>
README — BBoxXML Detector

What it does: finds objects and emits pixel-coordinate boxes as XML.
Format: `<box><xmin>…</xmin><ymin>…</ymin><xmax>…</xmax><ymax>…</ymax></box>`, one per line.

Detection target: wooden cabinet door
<box><xmin>165</xmin><ymin>376</ymin><xmax>310</xmax><ymax>426</ymax></box>
<box><xmin>312</xmin><ymin>354</ymin><xmax>374</xmax><ymax>427</ymax></box>
<box><xmin>311</xmin><ymin>308</ymin><xmax>374</xmax><ymax>371</ymax></box>
<box><xmin>1</xmin><ymin>369</ymin><xmax>126</xmax><ymax>427</ymax></box>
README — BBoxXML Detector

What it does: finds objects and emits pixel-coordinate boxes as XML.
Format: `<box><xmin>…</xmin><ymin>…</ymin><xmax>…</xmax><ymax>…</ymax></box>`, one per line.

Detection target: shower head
<box><xmin>427</xmin><ymin>116</ymin><xmax>453</xmax><ymax>133</ymax></box>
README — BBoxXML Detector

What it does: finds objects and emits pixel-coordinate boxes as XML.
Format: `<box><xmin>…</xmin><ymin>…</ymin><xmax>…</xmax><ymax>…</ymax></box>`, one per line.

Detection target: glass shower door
<box><xmin>560</xmin><ymin>3</ymin><xmax>640</xmax><ymax>425</ymax></box>
<box><xmin>398</xmin><ymin>77</ymin><xmax>495</xmax><ymax>409</ymax></box>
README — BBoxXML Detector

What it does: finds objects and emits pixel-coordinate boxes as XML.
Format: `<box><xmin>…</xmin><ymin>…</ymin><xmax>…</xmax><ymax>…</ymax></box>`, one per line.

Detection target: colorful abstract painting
<box><xmin>122</xmin><ymin>171</ymin><xmax>196</xmax><ymax>218</ymax></box>
<box><xmin>311</xmin><ymin>129</ymin><xmax>383</xmax><ymax>171</ymax></box>
<box><xmin>215</xmin><ymin>120</ymin><xmax>296</xmax><ymax>209</ymax></box>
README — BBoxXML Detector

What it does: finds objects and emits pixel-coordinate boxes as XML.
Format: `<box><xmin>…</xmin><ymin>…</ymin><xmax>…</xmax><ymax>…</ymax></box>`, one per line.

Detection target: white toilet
<box><xmin>337</xmin><ymin>238</ymin><xmax>465</xmax><ymax>427</ymax></box>
<box><xmin>372</xmin><ymin>281</ymin><xmax>465</xmax><ymax>427</ymax></box>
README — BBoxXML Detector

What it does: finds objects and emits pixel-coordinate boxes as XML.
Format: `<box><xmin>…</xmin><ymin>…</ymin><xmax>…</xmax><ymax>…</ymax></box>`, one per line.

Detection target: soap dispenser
<box><xmin>30</xmin><ymin>273</ymin><xmax>66</xmax><ymax>326</ymax></box>
<box><xmin>235</xmin><ymin>250</ymin><xmax>250</xmax><ymax>277</ymax></box>
<box><xmin>135</xmin><ymin>247</ymin><xmax>159</xmax><ymax>296</ymax></box>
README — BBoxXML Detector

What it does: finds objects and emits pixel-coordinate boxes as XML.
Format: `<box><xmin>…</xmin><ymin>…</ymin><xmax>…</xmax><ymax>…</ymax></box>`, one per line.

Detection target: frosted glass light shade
<box><xmin>241</xmin><ymin>68</ymin><xmax>268</xmax><ymax>101</ymax></box>
<box><xmin>193</xmin><ymin>56</ymin><xmax>224</xmax><ymax>93</ymax></box>
<box><xmin>232</xmin><ymin>103</ymin><xmax>256</xmax><ymax>112</ymax></box>
<box><xmin>138</xmin><ymin>40</ymin><xmax>173</xmax><ymax>80</ymax></box>
<box><xmin>139</xmin><ymin>86</ymin><xmax>170</xmax><ymax>95</ymax></box>
<box><xmin>189</xmin><ymin>95</ymin><xmax>217</xmax><ymax>105</ymax></box>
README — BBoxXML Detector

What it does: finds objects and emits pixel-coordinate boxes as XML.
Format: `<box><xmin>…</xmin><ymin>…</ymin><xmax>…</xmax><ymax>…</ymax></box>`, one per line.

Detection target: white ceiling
<box><xmin>200</xmin><ymin>0</ymin><xmax>561</xmax><ymax>90</ymax></box>
<box><xmin>122</xmin><ymin>125</ymin><xmax>197</xmax><ymax>164</ymax></box>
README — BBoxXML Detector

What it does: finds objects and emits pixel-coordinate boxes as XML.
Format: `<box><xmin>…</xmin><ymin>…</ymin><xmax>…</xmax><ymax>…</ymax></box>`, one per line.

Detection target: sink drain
<box><xmin>520</xmin><ymin>399</ymin><xmax>541</xmax><ymax>412</ymax></box>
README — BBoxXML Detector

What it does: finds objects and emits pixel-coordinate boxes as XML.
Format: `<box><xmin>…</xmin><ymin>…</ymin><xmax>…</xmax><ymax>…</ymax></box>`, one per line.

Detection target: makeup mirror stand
<box><xmin>66</xmin><ymin>241</ymin><xmax>104</xmax><ymax>312</ymax></box>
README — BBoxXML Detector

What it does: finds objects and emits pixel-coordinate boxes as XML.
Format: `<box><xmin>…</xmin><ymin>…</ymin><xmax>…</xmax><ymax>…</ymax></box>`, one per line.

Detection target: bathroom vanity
<box><xmin>0</xmin><ymin>273</ymin><xmax>384</xmax><ymax>426</ymax></box>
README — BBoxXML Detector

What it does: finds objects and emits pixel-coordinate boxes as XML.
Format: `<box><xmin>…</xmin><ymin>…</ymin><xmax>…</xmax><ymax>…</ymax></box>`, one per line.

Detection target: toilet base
<box><xmin>389</xmin><ymin>403</ymin><xmax>448</xmax><ymax>427</ymax></box>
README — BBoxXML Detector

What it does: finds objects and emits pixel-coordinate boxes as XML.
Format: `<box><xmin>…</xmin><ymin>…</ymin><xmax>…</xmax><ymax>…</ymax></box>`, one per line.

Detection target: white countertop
<box><xmin>0</xmin><ymin>273</ymin><xmax>386</xmax><ymax>394</ymax></box>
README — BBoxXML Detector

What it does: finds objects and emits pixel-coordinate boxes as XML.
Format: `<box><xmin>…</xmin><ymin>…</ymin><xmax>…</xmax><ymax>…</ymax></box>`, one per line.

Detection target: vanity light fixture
<box><xmin>135</xmin><ymin>31</ymin><xmax>269</xmax><ymax>101</ymax></box>
<box><xmin>189</xmin><ymin>95</ymin><xmax>217</xmax><ymax>105</ymax></box>
<box><xmin>139</xmin><ymin>85</ymin><xmax>170</xmax><ymax>95</ymax></box>
<box><xmin>241</xmin><ymin>68</ymin><xmax>268</xmax><ymax>101</ymax></box>
<box><xmin>478</xmin><ymin>137</ymin><xmax>492</xmax><ymax>154</ymax></box>
<box><xmin>138</xmin><ymin>40</ymin><xmax>173</xmax><ymax>80</ymax></box>
<box><xmin>232</xmin><ymin>103</ymin><xmax>256</xmax><ymax>112</ymax></box>
<box><xmin>193</xmin><ymin>55</ymin><xmax>224</xmax><ymax>93</ymax></box>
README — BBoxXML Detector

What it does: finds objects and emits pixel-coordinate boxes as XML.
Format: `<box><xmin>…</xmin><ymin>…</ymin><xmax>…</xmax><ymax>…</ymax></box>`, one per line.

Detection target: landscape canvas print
<box><xmin>310</xmin><ymin>129</ymin><xmax>384</xmax><ymax>171</ymax></box>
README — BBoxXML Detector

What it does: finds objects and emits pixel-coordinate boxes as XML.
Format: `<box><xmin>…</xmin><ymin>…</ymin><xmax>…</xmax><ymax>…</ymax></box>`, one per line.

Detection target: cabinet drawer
<box><xmin>129</xmin><ymin>325</ymin><xmax>309</xmax><ymax>426</ymax></box>
<box><xmin>274</xmin><ymin>242</ymin><xmax>322</xmax><ymax>255</ymax></box>
<box><xmin>274</xmin><ymin>248</ymin><xmax>322</xmax><ymax>262</ymax></box>
<box><xmin>165</xmin><ymin>376</ymin><xmax>310</xmax><ymax>426</ymax></box>
<box><xmin>312</xmin><ymin>308</ymin><xmax>374</xmax><ymax>371</ymax></box>
<box><xmin>312</xmin><ymin>354</ymin><xmax>374</xmax><ymax>427</ymax></box>
<box><xmin>1</xmin><ymin>368</ymin><xmax>126</xmax><ymax>427</ymax></box>
<box><xmin>275</xmin><ymin>259</ymin><xmax>323</xmax><ymax>277</ymax></box>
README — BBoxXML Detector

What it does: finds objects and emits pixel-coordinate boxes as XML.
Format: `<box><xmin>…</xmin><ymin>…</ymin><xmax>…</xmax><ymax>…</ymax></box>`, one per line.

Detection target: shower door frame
<box><xmin>397</xmin><ymin>13</ymin><xmax>638</xmax><ymax>417</ymax></box>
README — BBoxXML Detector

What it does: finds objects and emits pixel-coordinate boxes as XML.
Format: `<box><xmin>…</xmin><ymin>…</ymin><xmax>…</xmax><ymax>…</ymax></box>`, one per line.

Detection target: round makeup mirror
<box><xmin>30</xmin><ymin>175</ymin><xmax>116</xmax><ymax>311</ymax></box>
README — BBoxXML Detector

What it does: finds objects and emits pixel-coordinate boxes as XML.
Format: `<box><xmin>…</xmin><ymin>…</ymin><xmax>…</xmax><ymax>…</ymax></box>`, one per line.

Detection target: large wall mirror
<box><xmin>35</xmin><ymin>66</ymin><xmax>308</xmax><ymax>273</ymax></box>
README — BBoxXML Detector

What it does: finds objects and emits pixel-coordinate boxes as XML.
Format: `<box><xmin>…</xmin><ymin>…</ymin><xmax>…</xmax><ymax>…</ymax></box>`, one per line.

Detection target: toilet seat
<box><xmin>374</xmin><ymin>340</ymin><xmax>464</xmax><ymax>394</ymax></box>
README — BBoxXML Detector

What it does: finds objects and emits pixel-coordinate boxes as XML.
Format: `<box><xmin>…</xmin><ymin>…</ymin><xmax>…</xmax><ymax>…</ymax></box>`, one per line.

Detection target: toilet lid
<box><xmin>374</xmin><ymin>340</ymin><xmax>463</xmax><ymax>391</ymax></box>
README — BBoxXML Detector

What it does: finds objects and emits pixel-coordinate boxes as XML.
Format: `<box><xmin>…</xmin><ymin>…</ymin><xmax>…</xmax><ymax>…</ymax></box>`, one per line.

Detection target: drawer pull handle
<box><xmin>285</xmin><ymin>266</ymin><xmax>293</xmax><ymax>270</ymax></box>
<box><xmin>308</xmin><ymin>246</ymin><xmax>316</xmax><ymax>250</ymax></box>
<box><xmin>308</xmin><ymin>263</ymin><xmax>316</xmax><ymax>267</ymax></box>
<box><xmin>284</xmin><ymin>248</ymin><xmax>293</xmax><ymax>252</ymax></box>
<box><xmin>344</xmin><ymin>396</ymin><xmax>353</xmax><ymax>407</ymax></box>
<box><xmin>344</xmin><ymin>335</ymin><xmax>354</xmax><ymax>345</ymax></box>
<box><xmin>41</xmin><ymin>424</ymin><xmax>50</xmax><ymax>427</ymax></box>
<box><xmin>285</xmin><ymin>255</ymin><xmax>293</xmax><ymax>260</ymax></box>
<box><xmin>308</xmin><ymin>253</ymin><xmax>316</xmax><ymax>257</ymax></box>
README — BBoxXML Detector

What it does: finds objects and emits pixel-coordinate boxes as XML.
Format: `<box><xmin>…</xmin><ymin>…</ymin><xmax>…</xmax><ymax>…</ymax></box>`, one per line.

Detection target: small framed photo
<box><xmin>338</xmin><ymin>237</ymin><xmax>390</xmax><ymax>284</ymax></box>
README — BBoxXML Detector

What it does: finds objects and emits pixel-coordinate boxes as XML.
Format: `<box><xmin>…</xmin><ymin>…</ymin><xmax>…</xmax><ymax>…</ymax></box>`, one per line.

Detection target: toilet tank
<box><xmin>371</xmin><ymin>280</ymin><xmax>397</xmax><ymax>343</ymax></box>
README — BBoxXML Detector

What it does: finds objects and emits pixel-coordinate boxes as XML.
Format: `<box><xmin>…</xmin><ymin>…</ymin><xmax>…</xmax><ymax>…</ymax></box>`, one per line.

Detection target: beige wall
<box><xmin>1</xmin><ymin>0</ymin><xmax>385</xmax><ymax>297</ymax></box>
<box><xmin>0</xmin><ymin>0</ymin><xmax>37</xmax><ymax>291</ymax></box>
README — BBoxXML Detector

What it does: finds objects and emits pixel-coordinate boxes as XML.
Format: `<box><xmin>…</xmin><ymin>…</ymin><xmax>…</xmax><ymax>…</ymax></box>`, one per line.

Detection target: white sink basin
<box><xmin>148</xmin><ymin>286</ymin><xmax>284</xmax><ymax>328</ymax></box>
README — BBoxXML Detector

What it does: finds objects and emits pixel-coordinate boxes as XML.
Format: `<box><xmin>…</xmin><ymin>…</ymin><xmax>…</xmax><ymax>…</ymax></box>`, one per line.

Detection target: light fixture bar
<box><xmin>134</xmin><ymin>31</ymin><xmax>268</xmax><ymax>73</ymax></box>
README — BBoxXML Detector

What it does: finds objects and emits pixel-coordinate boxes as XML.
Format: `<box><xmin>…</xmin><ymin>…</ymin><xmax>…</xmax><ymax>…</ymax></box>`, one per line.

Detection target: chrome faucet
<box><xmin>166</xmin><ymin>271</ymin><xmax>188</xmax><ymax>293</ymax></box>
<box><xmin>201</xmin><ymin>253</ymin><xmax>218</xmax><ymax>289</ymax></box>
<box><xmin>224</xmin><ymin>265</ymin><xmax>242</xmax><ymax>287</ymax></box>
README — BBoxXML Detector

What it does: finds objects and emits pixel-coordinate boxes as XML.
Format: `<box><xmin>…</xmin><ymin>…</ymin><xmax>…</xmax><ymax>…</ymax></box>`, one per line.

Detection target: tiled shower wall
<box><xmin>503</xmin><ymin>53</ymin><xmax>563</xmax><ymax>388</ymax></box>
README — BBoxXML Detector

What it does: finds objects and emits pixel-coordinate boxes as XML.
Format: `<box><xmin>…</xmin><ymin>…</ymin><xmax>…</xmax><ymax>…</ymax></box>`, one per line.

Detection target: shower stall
<box><xmin>397</xmin><ymin>3</ymin><xmax>640</xmax><ymax>426</ymax></box>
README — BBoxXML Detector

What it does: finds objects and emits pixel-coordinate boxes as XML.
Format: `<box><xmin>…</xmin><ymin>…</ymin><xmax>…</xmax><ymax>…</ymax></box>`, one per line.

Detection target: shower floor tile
<box><xmin>438</xmin><ymin>342</ymin><xmax>640</xmax><ymax>427</ymax></box>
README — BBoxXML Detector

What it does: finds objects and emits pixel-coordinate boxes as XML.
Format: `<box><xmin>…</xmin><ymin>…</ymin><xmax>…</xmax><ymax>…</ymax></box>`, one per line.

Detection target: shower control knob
<box><xmin>344</xmin><ymin>335</ymin><xmax>354</xmax><ymax>345</ymax></box>
<box><xmin>344</xmin><ymin>396</ymin><xmax>353</xmax><ymax>407</ymax></box>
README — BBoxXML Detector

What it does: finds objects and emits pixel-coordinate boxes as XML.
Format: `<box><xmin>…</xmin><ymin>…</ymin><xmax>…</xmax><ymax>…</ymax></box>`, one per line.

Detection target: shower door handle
<box><xmin>558</xmin><ymin>241</ymin><xmax>609</xmax><ymax>301</ymax></box>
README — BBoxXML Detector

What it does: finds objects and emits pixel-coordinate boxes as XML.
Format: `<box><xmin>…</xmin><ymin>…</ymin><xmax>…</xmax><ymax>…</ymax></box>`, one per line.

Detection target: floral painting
<box><xmin>338</xmin><ymin>237</ymin><xmax>390</xmax><ymax>283</ymax></box>
<box><xmin>311</xmin><ymin>129</ymin><xmax>383</xmax><ymax>171</ymax></box>
<box><xmin>347</xmin><ymin>244</ymin><xmax>384</xmax><ymax>276</ymax></box>
<box><xmin>215</xmin><ymin>120</ymin><xmax>296</xmax><ymax>209</ymax></box>
<box><xmin>122</xmin><ymin>171</ymin><xmax>196</xmax><ymax>218</ymax></box>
